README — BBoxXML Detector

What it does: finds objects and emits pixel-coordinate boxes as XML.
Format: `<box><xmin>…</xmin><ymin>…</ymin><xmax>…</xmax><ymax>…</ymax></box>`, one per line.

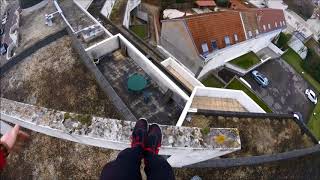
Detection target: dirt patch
<box><xmin>1</xmin><ymin>131</ymin><xmax>119</xmax><ymax>179</ymax></box>
<box><xmin>16</xmin><ymin>1</ymin><xmax>66</xmax><ymax>54</ymax></box>
<box><xmin>1</xmin><ymin>36</ymin><xmax>120</xmax><ymax>118</ymax></box>
<box><xmin>188</xmin><ymin>115</ymin><xmax>315</xmax><ymax>157</ymax></box>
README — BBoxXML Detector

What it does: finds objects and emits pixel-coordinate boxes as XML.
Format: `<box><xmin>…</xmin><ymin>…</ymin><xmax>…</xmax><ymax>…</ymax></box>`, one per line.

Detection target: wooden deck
<box><xmin>191</xmin><ymin>96</ymin><xmax>247</xmax><ymax>112</ymax></box>
<box><xmin>166</xmin><ymin>66</ymin><xmax>194</xmax><ymax>91</ymax></box>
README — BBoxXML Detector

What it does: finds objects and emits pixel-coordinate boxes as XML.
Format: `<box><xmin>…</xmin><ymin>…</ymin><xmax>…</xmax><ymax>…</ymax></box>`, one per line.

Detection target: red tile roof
<box><xmin>240</xmin><ymin>8</ymin><xmax>286</xmax><ymax>33</ymax></box>
<box><xmin>163</xmin><ymin>8</ymin><xmax>286</xmax><ymax>56</ymax></box>
<box><xmin>185</xmin><ymin>11</ymin><xmax>246</xmax><ymax>54</ymax></box>
<box><xmin>195</xmin><ymin>0</ymin><xmax>216</xmax><ymax>7</ymax></box>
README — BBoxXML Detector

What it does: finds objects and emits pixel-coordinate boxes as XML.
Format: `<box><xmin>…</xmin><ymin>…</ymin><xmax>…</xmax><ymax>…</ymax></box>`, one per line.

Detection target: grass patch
<box><xmin>201</xmin><ymin>127</ymin><xmax>210</xmax><ymax>136</ymax></box>
<box><xmin>201</xmin><ymin>75</ymin><xmax>224</xmax><ymax>88</ymax></box>
<box><xmin>229</xmin><ymin>51</ymin><xmax>260</xmax><ymax>69</ymax></box>
<box><xmin>282</xmin><ymin>48</ymin><xmax>320</xmax><ymax>92</ymax></box>
<box><xmin>226</xmin><ymin>78</ymin><xmax>273</xmax><ymax>113</ymax></box>
<box><xmin>130</xmin><ymin>25</ymin><xmax>147</xmax><ymax>39</ymax></box>
<box><xmin>63</xmin><ymin>112</ymin><xmax>92</xmax><ymax>126</ymax></box>
<box><xmin>282</xmin><ymin>48</ymin><xmax>320</xmax><ymax>140</ymax></box>
<box><xmin>75</xmin><ymin>114</ymin><xmax>92</xmax><ymax>126</ymax></box>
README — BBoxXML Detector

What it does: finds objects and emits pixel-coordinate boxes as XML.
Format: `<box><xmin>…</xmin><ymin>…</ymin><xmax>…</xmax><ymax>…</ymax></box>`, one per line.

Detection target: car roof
<box><xmin>309</xmin><ymin>90</ymin><xmax>316</xmax><ymax>96</ymax></box>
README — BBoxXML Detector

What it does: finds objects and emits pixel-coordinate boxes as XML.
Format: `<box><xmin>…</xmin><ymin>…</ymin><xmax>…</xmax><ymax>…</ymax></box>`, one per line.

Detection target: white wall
<box><xmin>85</xmin><ymin>35</ymin><xmax>120</xmax><ymax>58</ymax></box>
<box><xmin>123</xmin><ymin>0</ymin><xmax>141</xmax><ymax>28</ymax></box>
<box><xmin>284</xmin><ymin>10</ymin><xmax>315</xmax><ymax>39</ymax></box>
<box><xmin>198</xmin><ymin>29</ymin><xmax>282</xmax><ymax>78</ymax></box>
<box><xmin>177</xmin><ymin>86</ymin><xmax>266</xmax><ymax>126</ymax></box>
<box><xmin>268</xmin><ymin>42</ymin><xmax>284</xmax><ymax>55</ymax></box>
<box><xmin>194</xmin><ymin>87</ymin><xmax>266</xmax><ymax>113</ymax></box>
<box><xmin>74</xmin><ymin>0</ymin><xmax>93</xmax><ymax>9</ymax></box>
<box><xmin>100</xmin><ymin>0</ymin><xmax>116</xmax><ymax>18</ymax></box>
<box><xmin>73</xmin><ymin>0</ymin><xmax>113</xmax><ymax>37</ymax></box>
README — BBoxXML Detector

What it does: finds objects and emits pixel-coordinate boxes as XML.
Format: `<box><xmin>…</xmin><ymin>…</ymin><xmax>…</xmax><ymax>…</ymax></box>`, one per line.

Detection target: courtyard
<box><xmin>97</xmin><ymin>50</ymin><xmax>183</xmax><ymax>125</ymax></box>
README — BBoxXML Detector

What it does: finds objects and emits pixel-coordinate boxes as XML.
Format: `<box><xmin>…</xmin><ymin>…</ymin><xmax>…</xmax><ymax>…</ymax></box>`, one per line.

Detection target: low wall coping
<box><xmin>0</xmin><ymin>98</ymin><xmax>241</xmax><ymax>154</ymax></box>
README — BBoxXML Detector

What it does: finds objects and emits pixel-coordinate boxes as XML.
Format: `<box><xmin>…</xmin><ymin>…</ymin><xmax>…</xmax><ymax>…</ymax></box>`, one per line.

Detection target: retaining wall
<box><xmin>100</xmin><ymin>0</ymin><xmax>116</xmax><ymax>18</ymax></box>
<box><xmin>123</xmin><ymin>0</ymin><xmax>141</xmax><ymax>28</ymax></box>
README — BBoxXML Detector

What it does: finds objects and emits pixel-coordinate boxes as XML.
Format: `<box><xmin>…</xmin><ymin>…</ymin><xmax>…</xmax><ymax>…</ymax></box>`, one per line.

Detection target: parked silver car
<box><xmin>251</xmin><ymin>70</ymin><xmax>269</xmax><ymax>87</ymax></box>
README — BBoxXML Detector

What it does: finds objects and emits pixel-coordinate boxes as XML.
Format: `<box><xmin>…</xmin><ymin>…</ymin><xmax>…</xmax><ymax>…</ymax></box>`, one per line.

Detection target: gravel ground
<box><xmin>0</xmin><ymin>36</ymin><xmax>120</xmax><ymax>117</ymax></box>
<box><xmin>1</xmin><ymin>131</ymin><xmax>119</xmax><ymax>179</ymax></box>
<box><xmin>15</xmin><ymin>1</ymin><xmax>66</xmax><ymax>54</ymax></box>
<box><xmin>0</xmin><ymin>35</ymin><xmax>123</xmax><ymax>178</ymax></box>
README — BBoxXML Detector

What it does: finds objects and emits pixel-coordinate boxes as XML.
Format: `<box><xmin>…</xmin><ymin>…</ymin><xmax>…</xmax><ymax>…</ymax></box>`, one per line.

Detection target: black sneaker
<box><xmin>145</xmin><ymin>124</ymin><xmax>162</xmax><ymax>155</ymax></box>
<box><xmin>131</xmin><ymin>118</ymin><xmax>148</xmax><ymax>148</ymax></box>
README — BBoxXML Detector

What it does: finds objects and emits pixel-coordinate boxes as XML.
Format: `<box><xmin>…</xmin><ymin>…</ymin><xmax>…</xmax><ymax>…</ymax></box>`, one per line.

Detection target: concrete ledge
<box><xmin>0</xmin><ymin>98</ymin><xmax>241</xmax><ymax>167</ymax></box>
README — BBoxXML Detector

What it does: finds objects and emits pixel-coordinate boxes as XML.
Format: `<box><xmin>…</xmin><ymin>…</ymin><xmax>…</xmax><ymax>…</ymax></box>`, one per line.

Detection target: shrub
<box><xmin>303</xmin><ymin>48</ymin><xmax>320</xmax><ymax>83</ymax></box>
<box><xmin>275</xmin><ymin>32</ymin><xmax>291</xmax><ymax>50</ymax></box>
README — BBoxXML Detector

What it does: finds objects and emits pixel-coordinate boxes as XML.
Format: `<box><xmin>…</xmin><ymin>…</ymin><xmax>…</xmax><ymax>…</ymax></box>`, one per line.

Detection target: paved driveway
<box><xmin>243</xmin><ymin>59</ymin><xmax>315</xmax><ymax>122</ymax></box>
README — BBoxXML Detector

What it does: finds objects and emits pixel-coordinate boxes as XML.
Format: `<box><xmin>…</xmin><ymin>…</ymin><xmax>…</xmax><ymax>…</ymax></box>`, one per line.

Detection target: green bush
<box><xmin>275</xmin><ymin>32</ymin><xmax>292</xmax><ymax>50</ymax></box>
<box><xmin>303</xmin><ymin>48</ymin><xmax>320</xmax><ymax>83</ymax></box>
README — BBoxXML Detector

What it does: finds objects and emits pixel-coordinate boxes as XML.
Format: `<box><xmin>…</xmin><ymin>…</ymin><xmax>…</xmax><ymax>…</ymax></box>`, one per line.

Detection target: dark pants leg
<box><xmin>144</xmin><ymin>153</ymin><xmax>175</xmax><ymax>180</ymax></box>
<box><xmin>100</xmin><ymin>147</ymin><xmax>143</xmax><ymax>180</ymax></box>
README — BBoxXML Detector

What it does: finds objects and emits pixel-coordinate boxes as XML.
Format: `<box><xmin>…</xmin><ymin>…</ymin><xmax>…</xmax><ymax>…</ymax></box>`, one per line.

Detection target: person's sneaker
<box><xmin>131</xmin><ymin>118</ymin><xmax>148</xmax><ymax>148</ymax></box>
<box><xmin>145</xmin><ymin>124</ymin><xmax>162</xmax><ymax>155</ymax></box>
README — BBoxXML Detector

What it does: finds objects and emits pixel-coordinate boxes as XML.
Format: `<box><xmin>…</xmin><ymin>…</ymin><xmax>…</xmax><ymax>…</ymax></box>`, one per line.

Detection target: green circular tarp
<box><xmin>127</xmin><ymin>74</ymin><xmax>147</xmax><ymax>92</ymax></box>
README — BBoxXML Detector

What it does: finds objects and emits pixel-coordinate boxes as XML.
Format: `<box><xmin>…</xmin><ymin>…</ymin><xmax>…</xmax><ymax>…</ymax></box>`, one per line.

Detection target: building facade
<box><xmin>160</xmin><ymin>8</ymin><xmax>286</xmax><ymax>76</ymax></box>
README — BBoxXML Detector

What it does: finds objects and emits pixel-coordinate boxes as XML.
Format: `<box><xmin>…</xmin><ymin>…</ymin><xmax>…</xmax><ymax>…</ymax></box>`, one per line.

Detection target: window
<box><xmin>248</xmin><ymin>31</ymin><xmax>253</xmax><ymax>38</ymax></box>
<box><xmin>201</xmin><ymin>43</ymin><xmax>209</xmax><ymax>55</ymax></box>
<box><xmin>211</xmin><ymin>40</ymin><xmax>218</xmax><ymax>50</ymax></box>
<box><xmin>224</xmin><ymin>36</ymin><xmax>231</xmax><ymax>46</ymax></box>
<box><xmin>255</xmin><ymin>29</ymin><xmax>259</xmax><ymax>35</ymax></box>
<box><xmin>275</xmin><ymin>22</ymin><xmax>278</xmax><ymax>28</ymax></box>
<box><xmin>268</xmin><ymin>24</ymin><xmax>271</xmax><ymax>29</ymax></box>
<box><xmin>263</xmin><ymin>25</ymin><xmax>266</xmax><ymax>31</ymax></box>
<box><xmin>234</xmin><ymin>34</ymin><xmax>238</xmax><ymax>42</ymax></box>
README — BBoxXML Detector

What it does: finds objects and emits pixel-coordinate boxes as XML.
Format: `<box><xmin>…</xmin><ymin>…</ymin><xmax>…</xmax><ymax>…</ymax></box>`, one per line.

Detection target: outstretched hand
<box><xmin>1</xmin><ymin>125</ymin><xmax>29</xmax><ymax>152</ymax></box>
